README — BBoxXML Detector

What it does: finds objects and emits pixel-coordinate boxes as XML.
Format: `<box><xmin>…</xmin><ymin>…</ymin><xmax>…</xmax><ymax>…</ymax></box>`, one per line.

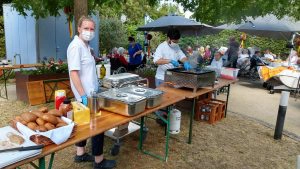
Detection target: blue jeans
<box><xmin>155</xmin><ymin>78</ymin><xmax>164</xmax><ymax>87</ymax></box>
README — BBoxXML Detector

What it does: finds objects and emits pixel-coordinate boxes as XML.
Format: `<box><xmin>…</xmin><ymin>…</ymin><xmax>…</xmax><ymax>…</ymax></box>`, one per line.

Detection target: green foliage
<box><xmin>0</xmin><ymin>16</ymin><xmax>5</xmax><ymax>59</ymax></box>
<box><xmin>179</xmin><ymin>30</ymin><xmax>289</xmax><ymax>56</ymax></box>
<box><xmin>175</xmin><ymin>0</ymin><xmax>300</xmax><ymax>25</ymax></box>
<box><xmin>99</xmin><ymin>18</ymin><xmax>127</xmax><ymax>54</ymax></box>
<box><xmin>98</xmin><ymin>0</ymin><xmax>181</xmax><ymax>54</ymax></box>
<box><xmin>134</xmin><ymin>64</ymin><xmax>157</xmax><ymax>77</ymax></box>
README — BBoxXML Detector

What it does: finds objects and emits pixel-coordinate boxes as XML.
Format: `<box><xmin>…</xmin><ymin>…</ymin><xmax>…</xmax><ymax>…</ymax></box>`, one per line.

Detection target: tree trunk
<box><xmin>74</xmin><ymin>0</ymin><xmax>88</xmax><ymax>31</ymax></box>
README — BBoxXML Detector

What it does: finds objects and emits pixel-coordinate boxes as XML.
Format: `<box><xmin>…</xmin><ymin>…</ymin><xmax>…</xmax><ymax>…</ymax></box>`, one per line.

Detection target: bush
<box><xmin>180</xmin><ymin>30</ymin><xmax>289</xmax><ymax>57</ymax></box>
<box><xmin>99</xmin><ymin>18</ymin><xmax>127</xmax><ymax>54</ymax></box>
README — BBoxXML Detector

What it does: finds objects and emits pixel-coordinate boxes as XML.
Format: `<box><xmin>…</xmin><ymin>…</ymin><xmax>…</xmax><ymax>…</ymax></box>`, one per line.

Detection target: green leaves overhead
<box><xmin>175</xmin><ymin>0</ymin><xmax>300</xmax><ymax>25</ymax></box>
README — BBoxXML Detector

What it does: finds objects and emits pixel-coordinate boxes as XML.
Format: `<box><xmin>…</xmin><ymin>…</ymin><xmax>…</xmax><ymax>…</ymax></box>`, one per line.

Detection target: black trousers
<box><xmin>75</xmin><ymin>133</ymin><xmax>104</xmax><ymax>156</ymax></box>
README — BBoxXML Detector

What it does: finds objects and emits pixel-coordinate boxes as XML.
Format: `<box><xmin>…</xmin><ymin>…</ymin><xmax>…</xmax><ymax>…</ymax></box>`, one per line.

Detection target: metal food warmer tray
<box><xmin>103</xmin><ymin>73</ymin><xmax>140</xmax><ymax>88</ymax></box>
<box><xmin>164</xmin><ymin>68</ymin><xmax>216</xmax><ymax>92</ymax></box>
<box><xmin>118</xmin><ymin>86</ymin><xmax>164</xmax><ymax>108</ymax></box>
<box><xmin>97</xmin><ymin>90</ymin><xmax>147</xmax><ymax>116</ymax></box>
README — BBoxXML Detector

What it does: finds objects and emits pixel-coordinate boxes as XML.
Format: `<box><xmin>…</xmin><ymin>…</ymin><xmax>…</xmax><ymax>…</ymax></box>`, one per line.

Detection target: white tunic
<box><xmin>67</xmin><ymin>35</ymin><xmax>98</xmax><ymax>101</ymax></box>
<box><xmin>153</xmin><ymin>41</ymin><xmax>186</xmax><ymax>80</ymax></box>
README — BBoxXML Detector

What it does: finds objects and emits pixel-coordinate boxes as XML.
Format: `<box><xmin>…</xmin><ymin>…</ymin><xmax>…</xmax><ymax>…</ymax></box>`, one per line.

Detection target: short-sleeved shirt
<box><xmin>153</xmin><ymin>41</ymin><xmax>186</xmax><ymax>80</ymax></box>
<box><xmin>128</xmin><ymin>43</ymin><xmax>142</xmax><ymax>65</ymax></box>
<box><xmin>67</xmin><ymin>35</ymin><xmax>98</xmax><ymax>102</ymax></box>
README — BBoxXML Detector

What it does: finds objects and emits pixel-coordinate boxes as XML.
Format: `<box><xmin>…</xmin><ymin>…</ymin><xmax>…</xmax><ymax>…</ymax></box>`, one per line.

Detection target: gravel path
<box><xmin>0</xmin><ymin>99</ymin><xmax>299</xmax><ymax>169</ymax></box>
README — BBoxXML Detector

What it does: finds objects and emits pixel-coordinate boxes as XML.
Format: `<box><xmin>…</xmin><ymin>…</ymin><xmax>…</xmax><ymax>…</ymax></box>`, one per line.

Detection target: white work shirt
<box><xmin>67</xmin><ymin>35</ymin><xmax>98</xmax><ymax>101</ymax></box>
<box><xmin>153</xmin><ymin>41</ymin><xmax>186</xmax><ymax>80</ymax></box>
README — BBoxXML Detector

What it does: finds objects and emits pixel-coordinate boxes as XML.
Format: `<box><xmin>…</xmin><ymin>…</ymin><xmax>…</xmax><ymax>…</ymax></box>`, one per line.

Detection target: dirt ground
<box><xmin>0</xmin><ymin>98</ymin><xmax>300</xmax><ymax>169</ymax></box>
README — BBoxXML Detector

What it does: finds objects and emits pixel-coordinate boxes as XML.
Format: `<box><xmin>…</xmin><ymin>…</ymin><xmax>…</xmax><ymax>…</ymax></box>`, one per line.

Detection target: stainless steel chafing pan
<box><xmin>118</xmin><ymin>86</ymin><xmax>163</xmax><ymax>108</ymax></box>
<box><xmin>97</xmin><ymin>90</ymin><xmax>147</xmax><ymax>116</ymax></box>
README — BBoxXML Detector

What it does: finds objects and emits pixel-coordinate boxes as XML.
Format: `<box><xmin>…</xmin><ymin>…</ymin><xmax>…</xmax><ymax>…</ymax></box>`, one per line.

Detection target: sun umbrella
<box><xmin>137</xmin><ymin>14</ymin><xmax>213</xmax><ymax>35</ymax></box>
<box><xmin>215</xmin><ymin>14</ymin><xmax>300</xmax><ymax>40</ymax></box>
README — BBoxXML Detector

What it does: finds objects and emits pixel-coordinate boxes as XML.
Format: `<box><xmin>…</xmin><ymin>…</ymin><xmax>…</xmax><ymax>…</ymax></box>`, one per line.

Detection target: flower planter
<box><xmin>15</xmin><ymin>72</ymin><xmax>72</xmax><ymax>104</ymax></box>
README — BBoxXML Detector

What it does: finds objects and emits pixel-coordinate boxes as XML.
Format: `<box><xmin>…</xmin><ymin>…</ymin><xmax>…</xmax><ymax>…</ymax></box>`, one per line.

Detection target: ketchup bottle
<box><xmin>55</xmin><ymin>90</ymin><xmax>66</xmax><ymax>110</ymax></box>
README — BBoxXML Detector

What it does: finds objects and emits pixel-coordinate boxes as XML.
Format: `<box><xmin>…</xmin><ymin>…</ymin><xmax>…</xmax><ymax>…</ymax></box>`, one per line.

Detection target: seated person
<box><xmin>237</xmin><ymin>48</ymin><xmax>250</xmax><ymax>68</ymax></box>
<box><xmin>250</xmin><ymin>51</ymin><xmax>265</xmax><ymax>70</ymax></box>
<box><xmin>107</xmin><ymin>47</ymin><xmax>118</xmax><ymax>59</ymax></box>
<box><xmin>287</xmin><ymin>50</ymin><xmax>298</xmax><ymax>65</ymax></box>
<box><xmin>210</xmin><ymin>52</ymin><xmax>223</xmax><ymax>77</ymax></box>
<box><xmin>263</xmin><ymin>48</ymin><xmax>276</xmax><ymax>61</ymax></box>
<box><xmin>218</xmin><ymin>46</ymin><xmax>228</xmax><ymax>65</ymax></box>
<box><xmin>117</xmin><ymin>47</ymin><xmax>129</xmax><ymax>67</ymax></box>
<box><xmin>185</xmin><ymin>45</ymin><xmax>193</xmax><ymax>57</ymax></box>
<box><xmin>110</xmin><ymin>47</ymin><xmax>129</xmax><ymax>71</ymax></box>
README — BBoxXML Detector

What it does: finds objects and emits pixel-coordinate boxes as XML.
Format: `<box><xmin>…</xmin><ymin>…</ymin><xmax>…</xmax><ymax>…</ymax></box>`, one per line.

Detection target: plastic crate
<box><xmin>209</xmin><ymin>99</ymin><xmax>226</xmax><ymax>120</ymax></box>
<box><xmin>221</xmin><ymin>68</ymin><xmax>239</xmax><ymax>80</ymax></box>
<box><xmin>195</xmin><ymin>100</ymin><xmax>218</xmax><ymax>124</ymax></box>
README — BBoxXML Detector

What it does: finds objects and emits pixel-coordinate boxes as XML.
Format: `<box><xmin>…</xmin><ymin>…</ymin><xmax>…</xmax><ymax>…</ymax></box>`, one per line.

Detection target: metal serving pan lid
<box><xmin>118</xmin><ymin>86</ymin><xmax>163</xmax><ymax>98</ymax></box>
<box><xmin>98</xmin><ymin>90</ymin><xmax>146</xmax><ymax>104</ymax></box>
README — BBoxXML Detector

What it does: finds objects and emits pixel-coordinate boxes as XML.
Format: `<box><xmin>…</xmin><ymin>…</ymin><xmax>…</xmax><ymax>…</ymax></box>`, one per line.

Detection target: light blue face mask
<box><xmin>169</xmin><ymin>41</ymin><xmax>180</xmax><ymax>50</ymax></box>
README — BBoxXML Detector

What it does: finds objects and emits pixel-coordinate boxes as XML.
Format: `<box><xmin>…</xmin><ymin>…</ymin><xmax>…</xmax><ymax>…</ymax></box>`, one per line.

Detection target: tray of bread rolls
<box><xmin>11</xmin><ymin>107</ymin><xmax>76</xmax><ymax>146</ymax></box>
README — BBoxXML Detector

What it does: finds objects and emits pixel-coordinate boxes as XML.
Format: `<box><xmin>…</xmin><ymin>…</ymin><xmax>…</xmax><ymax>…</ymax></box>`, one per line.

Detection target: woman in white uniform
<box><xmin>67</xmin><ymin>16</ymin><xmax>116</xmax><ymax>169</ymax></box>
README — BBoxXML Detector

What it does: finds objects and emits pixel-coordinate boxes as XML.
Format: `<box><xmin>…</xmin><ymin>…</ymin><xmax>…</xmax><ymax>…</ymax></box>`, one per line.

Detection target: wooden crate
<box><xmin>26</xmin><ymin>81</ymin><xmax>46</xmax><ymax>105</ymax></box>
<box><xmin>44</xmin><ymin>79</ymin><xmax>74</xmax><ymax>102</ymax></box>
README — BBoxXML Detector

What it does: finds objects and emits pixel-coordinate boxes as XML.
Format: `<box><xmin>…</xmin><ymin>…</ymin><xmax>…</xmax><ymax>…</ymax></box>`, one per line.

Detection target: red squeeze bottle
<box><xmin>55</xmin><ymin>90</ymin><xmax>66</xmax><ymax>110</ymax></box>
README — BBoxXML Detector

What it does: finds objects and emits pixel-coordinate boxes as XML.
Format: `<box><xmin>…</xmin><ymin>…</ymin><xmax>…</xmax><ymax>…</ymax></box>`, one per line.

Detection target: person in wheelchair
<box><xmin>110</xmin><ymin>47</ymin><xmax>129</xmax><ymax>73</ymax></box>
<box><xmin>250</xmin><ymin>51</ymin><xmax>265</xmax><ymax>71</ymax></box>
<box><xmin>237</xmin><ymin>48</ymin><xmax>250</xmax><ymax>69</ymax></box>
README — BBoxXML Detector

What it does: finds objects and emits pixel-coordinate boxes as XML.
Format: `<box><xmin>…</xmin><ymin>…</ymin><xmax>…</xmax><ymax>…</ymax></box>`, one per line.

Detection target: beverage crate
<box><xmin>209</xmin><ymin>99</ymin><xmax>226</xmax><ymax>120</ymax></box>
<box><xmin>195</xmin><ymin>100</ymin><xmax>218</xmax><ymax>124</ymax></box>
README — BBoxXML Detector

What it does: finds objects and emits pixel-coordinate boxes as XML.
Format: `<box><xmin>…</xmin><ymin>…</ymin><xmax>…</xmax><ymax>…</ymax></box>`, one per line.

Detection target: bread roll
<box><xmin>56</xmin><ymin>117</ymin><xmax>65</xmax><ymax>123</ymax></box>
<box><xmin>36</xmin><ymin>125</ymin><xmax>47</xmax><ymax>132</ymax></box>
<box><xmin>27</xmin><ymin>122</ymin><xmax>38</xmax><ymax>130</ymax></box>
<box><xmin>36</xmin><ymin>118</ymin><xmax>45</xmax><ymax>126</ymax></box>
<box><xmin>21</xmin><ymin>112</ymin><xmax>38</xmax><ymax>123</ymax></box>
<box><xmin>38</xmin><ymin>106</ymin><xmax>48</xmax><ymax>113</ymax></box>
<box><xmin>48</xmin><ymin>109</ymin><xmax>62</xmax><ymax>117</ymax></box>
<box><xmin>6</xmin><ymin>132</ymin><xmax>25</xmax><ymax>145</ymax></box>
<box><xmin>15</xmin><ymin>116</ymin><xmax>23</xmax><ymax>122</ymax></box>
<box><xmin>30</xmin><ymin>110</ymin><xmax>44</xmax><ymax>118</ymax></box>
<box><xmin>44</xmin><ymin>123</ymin><xmax>55</xmax><ymax>130</ymax></box>
<box><xmin>42</xmin><ymin>114</ymin><xmax>58</xmax><ymax>125</ymax></box>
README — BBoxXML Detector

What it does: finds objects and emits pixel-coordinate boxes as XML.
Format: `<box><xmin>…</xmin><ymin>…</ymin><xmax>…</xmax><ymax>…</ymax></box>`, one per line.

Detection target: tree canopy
<box><xmin>7</xmin><ymin>0</ymin><xmax>300</xmax><ymax>26</ymax></box>
<box><xmin>175</xmin><ymin>0</ymin><xmax>300</xmax><ymax>25</ymax></box>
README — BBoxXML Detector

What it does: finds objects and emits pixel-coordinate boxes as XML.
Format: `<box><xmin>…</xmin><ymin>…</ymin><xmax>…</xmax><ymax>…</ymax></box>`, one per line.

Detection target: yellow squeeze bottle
<box><xmin>72</xmin><ymin>101</ymin><xmax>90</xmax><ymax>125</ymax></box>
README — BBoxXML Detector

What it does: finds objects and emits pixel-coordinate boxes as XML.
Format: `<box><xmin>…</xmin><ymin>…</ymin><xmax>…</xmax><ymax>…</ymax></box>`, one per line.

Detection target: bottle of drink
<box><xmin>100</xmin><ymin>62</ymin><xmax>106</xmax><ymax>79</ymax></box>
<box><xmin>55</xmin><ymin>90</ymin><xmax>66</xmax><ymax>110</ymax></box>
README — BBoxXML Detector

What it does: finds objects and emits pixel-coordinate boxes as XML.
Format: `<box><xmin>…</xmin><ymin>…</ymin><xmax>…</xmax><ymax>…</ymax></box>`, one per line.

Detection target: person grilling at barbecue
<box><xmin>153</xmin><ymin>28</ymin><xmax>192</xmax><ymax>87</ymax></box>
<box><xmin>153</xmin><ymin>28</ymin><xmax>191</xmax><ymax>126</ymax></box>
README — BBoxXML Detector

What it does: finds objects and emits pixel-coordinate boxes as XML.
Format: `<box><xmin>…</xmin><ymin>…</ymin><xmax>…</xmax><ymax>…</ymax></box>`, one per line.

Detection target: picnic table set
<box><xmin>0</xmin><ymin>67</ymin><xmax>237</xmax><ymax>169</ymax></box>
<box><xmin>257</xmin><ymin>60</ymin><xmax>300</xmax><ymax>94</ymax></box>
